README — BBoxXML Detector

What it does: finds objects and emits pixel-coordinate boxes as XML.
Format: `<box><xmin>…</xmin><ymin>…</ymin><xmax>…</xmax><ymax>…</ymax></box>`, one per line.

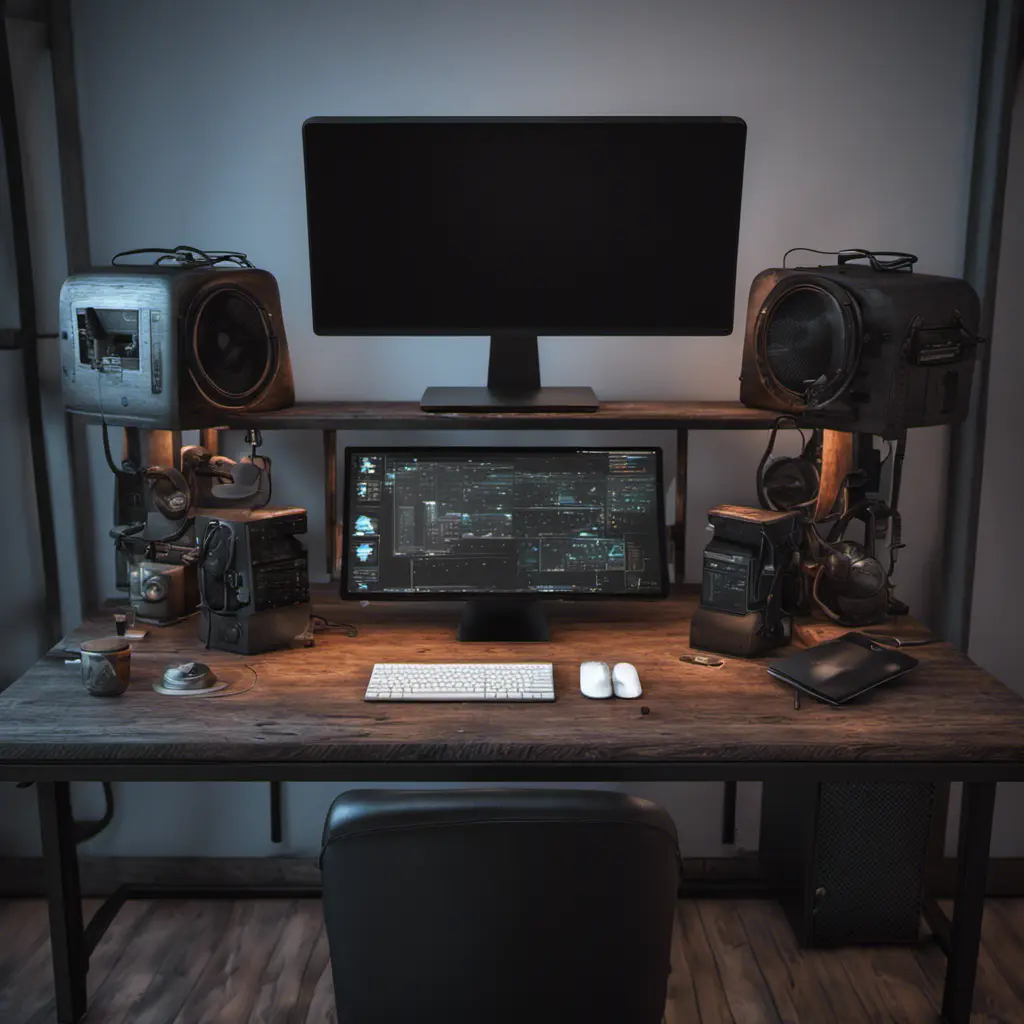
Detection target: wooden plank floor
<box><xmin>1</xmin><ymin>898</ymin><xmax>1022</xmax><ymax>1023</ymax></box>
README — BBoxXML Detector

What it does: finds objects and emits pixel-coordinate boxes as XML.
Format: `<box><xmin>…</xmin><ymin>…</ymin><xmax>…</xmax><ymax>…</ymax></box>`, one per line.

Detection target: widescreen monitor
<box><xmin>304</xmin><ymin>117</ymin><xmax>747</xmax><ymax>410</ymax></box>
<box><xmin>342</xmin><ymin>447</ymin><xmax>667</xmax><ymax>639</ymax></box>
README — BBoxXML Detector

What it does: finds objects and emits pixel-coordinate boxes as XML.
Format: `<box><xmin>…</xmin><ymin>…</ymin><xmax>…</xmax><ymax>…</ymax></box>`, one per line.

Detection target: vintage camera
<box><xmin>128</xmin><ymin>560</ymin><xmax>200</xmax><ymax>624</ymax></box>
<box><xmin>690</xmin><ymin>505</ymin><xmax>801</xmax><ymax>658</ymax></box>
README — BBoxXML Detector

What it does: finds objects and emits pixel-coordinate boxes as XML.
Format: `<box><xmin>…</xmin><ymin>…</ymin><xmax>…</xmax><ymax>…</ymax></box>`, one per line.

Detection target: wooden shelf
<box><xmin>216</xmin><ymin>399</ymin><xmax>777</xmax><ymax>431</ymax></box>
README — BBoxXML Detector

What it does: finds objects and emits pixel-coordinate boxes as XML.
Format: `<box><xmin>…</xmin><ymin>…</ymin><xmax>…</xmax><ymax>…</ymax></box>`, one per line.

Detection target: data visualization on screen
<box><xmin>342</xmin><ymin>449</ymin><xmax>667</xmax><ymax>598</ymax></box>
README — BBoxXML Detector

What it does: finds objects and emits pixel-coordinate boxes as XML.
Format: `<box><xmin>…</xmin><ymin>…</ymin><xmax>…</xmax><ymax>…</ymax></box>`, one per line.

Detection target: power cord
<box><xmin>111</xmin><ymin>245</ymin><xmax>255</xmax><ymax>268</ymax></box>
<box><xmin>782</xmin><ymin>247</ymin><xmax>918</xmax><ymax>272</ymax></box>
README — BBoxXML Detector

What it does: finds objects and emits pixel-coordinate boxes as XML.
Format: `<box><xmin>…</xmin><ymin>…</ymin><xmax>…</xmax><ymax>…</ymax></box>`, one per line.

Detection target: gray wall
<box><xmin>5</xmin><ymin>0</ymin><xmax>1015</xmax><ymax>859</ymax></box>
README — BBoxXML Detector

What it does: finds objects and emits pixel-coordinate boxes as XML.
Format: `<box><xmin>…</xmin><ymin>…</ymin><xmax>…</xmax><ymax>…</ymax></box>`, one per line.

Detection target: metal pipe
<box><xmin>940</xmin><ymin>0</ymin><xmax>1021</xmax><ymax>650</ymax></box>
<box><xmin>0</xmin><ymin>8</ymin><xmax>63</xmax><ymax>645</ymax></box>
<box><xmin>324</xmin><ymin>430</ymin><xmax>337</xmax><ymax>577</ymax></box>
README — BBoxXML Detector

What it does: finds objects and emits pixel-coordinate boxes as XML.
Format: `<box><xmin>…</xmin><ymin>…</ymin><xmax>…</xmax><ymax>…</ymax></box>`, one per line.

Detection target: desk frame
<box><xmin>10</xmin><ymin>760</ymin><xmax>1002</xmax><ymax>1024</ymax></box>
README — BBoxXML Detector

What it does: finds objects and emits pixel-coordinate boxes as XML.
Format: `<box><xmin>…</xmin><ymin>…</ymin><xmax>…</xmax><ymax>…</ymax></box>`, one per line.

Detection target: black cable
<box><xmin>311</xmin><ymin>614</ymin><xmax>358</xmax><ymax>638</ymax></box>
<box><xmin>886</xmin><ymin>434</ymin><xmax>908</xmax><ymax>581</ymax></box>
<box><xmin>74</xmin><ymin>782</ymin><xmax>115</xmax><ymax>844</ymax></box>
<box><xmin>862</xmin><ymin>632</ymin><xmax>937</xmax><ymax>648</ymax></box>
<box><xmin>782</xmin><ymin>247</ymin><xmax>918</xmax><ymax>272</ymax></box>
<box><xmin>101</xmin><ymin>421</ymin><xmax>138</xmax><ymax>479</ymax></box>
<box><xmin>197</xmin><ymin>520</ymin><xmax>236</xmax><ymax>649</ymax></box>
<box><xmin>111</xmin><ymin>245</ymin><xmax>255</xmax><ymax>268</ymax></box>
<box><xmin>256</xmin><ymin>460</ymin><xmax>273</xmax><ymax>509</ymax></box>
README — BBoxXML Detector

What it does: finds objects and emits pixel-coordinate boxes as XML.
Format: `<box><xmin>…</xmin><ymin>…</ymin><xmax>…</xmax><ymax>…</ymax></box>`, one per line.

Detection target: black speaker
<box><xmin>60</xmin><ymin>265</ymin><xmax>295</xmax><ymax>428</ymax></box>
<box><xmin>760</xmin><ymin>780</ymin><xmax>935</xmax><ymax>946</ymax></box>
<box><xmin>739</xmin><ymin>262</ymin><xmax>981</xmax><ymax>438</ymax></box>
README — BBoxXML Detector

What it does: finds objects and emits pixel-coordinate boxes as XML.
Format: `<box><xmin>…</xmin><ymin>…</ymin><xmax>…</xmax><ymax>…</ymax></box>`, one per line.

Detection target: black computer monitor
<box><xmin>342</xmin><ymin>447</ymin><xmax>667</xmax><ymax>640</ymax></box>
<box><xmin>303</xmin><ymin>117</ymin><xmax>747</xmax><ymax>411</ymax></box>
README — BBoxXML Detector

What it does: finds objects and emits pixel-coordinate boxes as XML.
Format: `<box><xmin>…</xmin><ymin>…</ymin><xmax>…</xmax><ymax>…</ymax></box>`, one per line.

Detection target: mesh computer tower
<box><xmin>759</xmin><ymin>780</ymin><xmax>935</xmax><ymax>946</ymax></box>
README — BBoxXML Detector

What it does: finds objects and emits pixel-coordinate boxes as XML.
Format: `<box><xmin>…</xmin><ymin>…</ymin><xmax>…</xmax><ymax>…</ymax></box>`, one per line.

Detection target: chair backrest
<box><xmin>320</xmin><ymin>788</ymin><xmax>680</xmax><ymax>1024</ymax></box>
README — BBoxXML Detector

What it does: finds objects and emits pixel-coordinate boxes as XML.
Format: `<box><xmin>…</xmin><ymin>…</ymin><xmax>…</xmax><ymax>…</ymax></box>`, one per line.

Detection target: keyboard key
<box><xmin>366</xmin><ymin>663</ymin><xmax>554</xmax><ymax>702</ymax></box>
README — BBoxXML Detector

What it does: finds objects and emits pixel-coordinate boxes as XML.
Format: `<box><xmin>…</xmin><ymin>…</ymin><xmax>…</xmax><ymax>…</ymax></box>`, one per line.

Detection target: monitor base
<box><xmin>421</xmin><ymin>386</ymin><xmax>599</xmax><ymax>413</ymax></box>
<box><xmin>457</xmin><ymin>600</ymin><xmax>550</xmax><ymax>643</ymax></box>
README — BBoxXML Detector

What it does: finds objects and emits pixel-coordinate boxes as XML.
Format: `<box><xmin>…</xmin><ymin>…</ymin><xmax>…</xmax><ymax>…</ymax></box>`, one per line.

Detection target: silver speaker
<box><xmin>60</xmin><ymin>265</ymin><xmax>295</xmax><ymax>428</ymax></box>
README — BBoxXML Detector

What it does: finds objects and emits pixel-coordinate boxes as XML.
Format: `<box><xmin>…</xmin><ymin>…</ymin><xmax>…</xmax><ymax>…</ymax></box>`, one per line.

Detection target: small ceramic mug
<box><xmin>80</xmin><ymin>638</ymin><xmax>131</xmax><ymax>697</ymax></box>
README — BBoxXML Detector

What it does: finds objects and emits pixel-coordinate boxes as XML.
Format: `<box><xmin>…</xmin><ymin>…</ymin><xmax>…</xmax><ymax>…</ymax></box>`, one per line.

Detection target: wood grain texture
<box><xmin>698</xmin><ymin>901</ymin><xmax>782</xmax><ymax>1023</ymax></box>
<box><xmin>204</xmin><ymin>399</ymin><xmax>782</xmax><ymax>431</ymax></box>
<box><xmin>4</xmin><ymin>898</ymin><xmax>1024</xmax><ymax>1023</ymax></box>
<box><xmin>1</xmin><ymin>587</ymin><xmax>1023</xmax><ymax>775</ymax></box>
<box><xmin>815</xmin><ymin>429</ymin><xmax>854</xmax><ymax>522</ymax></box>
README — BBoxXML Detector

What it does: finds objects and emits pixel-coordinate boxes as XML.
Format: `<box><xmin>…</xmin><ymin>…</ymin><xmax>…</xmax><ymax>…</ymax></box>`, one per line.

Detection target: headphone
<box><xmin>756</xmin><ymin>417</ymin><xmax>821</xmax><ymax>513</ymax></box>
<box><xmin>143</xmin><ymin>466</ymin><xmax>192</xmax><ymax>521</ymax></box>
<box><xmin>812</xmin><ymin>500</ymin><xmax>890</xmax><ymax>626</ymax></box>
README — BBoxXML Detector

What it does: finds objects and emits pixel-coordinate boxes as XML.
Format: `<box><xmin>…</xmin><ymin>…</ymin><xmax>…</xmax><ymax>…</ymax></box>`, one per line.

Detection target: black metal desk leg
<box><xmin>941</xmin><ymin>780</ymin><xmax>996</xmax><ymax>1024</ymax></box>
<box><xmin>37</xmin><ymin>781</ymin><xmax>87</xmax><ymax>1023</ymax></box>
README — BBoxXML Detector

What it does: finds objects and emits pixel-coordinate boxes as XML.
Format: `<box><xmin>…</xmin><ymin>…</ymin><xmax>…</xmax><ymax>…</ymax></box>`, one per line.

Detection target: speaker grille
<box><xmin>813</xmin><ymin>782</ymin><xmax>934</xmax><ymax>944</ymax></box>
<box><xmin>192</xmin><ymin>289</ymin><xmax>276</xmax><ymax>407</ymax></box>
<box><xmin>764</xmin><ymin>286</ymin><xmax>849</xmax><ymax>397</ymax></box>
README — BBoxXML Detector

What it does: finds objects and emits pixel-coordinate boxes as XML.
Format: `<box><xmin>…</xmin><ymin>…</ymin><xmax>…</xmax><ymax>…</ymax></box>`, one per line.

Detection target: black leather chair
<box><xmin>320</xmin><ymin>788</ymin><xmax>680</xmax><ymax>1024</ymax></box>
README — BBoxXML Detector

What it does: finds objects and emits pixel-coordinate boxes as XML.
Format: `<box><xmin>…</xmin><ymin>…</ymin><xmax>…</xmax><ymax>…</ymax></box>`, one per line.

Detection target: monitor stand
<box><xmin>420</xmin><ymin>333</ymin><xmax>599</xmax><ymax>413</ymax></box>
<box><xmin>457</xmin><ymin>599</ymin><xmax>550</xmax><ymax>643</ymax></box>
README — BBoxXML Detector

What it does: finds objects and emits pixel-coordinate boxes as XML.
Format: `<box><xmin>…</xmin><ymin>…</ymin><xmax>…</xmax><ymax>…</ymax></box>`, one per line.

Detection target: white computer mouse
<box><xmin>612</xmin><ymin>662</ymin><xmax>642</xmax><ymax>699</ymax></box>
<box><xmin>580</xmin><ymin>661</ymin><xmax>613</xmax><ymax>699</ymax></box>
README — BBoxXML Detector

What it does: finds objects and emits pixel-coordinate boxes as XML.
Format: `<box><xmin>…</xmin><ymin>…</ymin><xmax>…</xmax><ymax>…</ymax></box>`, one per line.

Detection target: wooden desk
<box><xmin>1</xmin><ymin>589</ymin><xmax>1022</xmax><ymax>1023</ymax></box>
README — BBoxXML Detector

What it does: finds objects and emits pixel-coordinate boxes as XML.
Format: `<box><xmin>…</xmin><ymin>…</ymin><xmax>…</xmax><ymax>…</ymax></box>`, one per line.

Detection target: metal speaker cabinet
<box><xmin>760</xmin><ymin>779</ymin><xmax>935</xmax><ymax>946</ymax></box>
<box><xmin>60</xmin><ymin>265</ymin><xmax>295</xmax><ymax>428</ymax></box>
<box><xmin>739</xmin><ymin>263</ymin><xmax>980</xmax><ymax>438</ymax></box>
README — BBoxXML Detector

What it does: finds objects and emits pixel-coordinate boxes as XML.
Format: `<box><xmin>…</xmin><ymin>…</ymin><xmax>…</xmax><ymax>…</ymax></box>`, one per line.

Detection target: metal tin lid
<box><xmin>81</xmin><ymin>637</ymin><xmax>131</xmax><ymax>654</ymax></box>
<box><xmin>162</xmin><ymin>661</ymin><xmax>217</xmax><ymax>691</ymax></box>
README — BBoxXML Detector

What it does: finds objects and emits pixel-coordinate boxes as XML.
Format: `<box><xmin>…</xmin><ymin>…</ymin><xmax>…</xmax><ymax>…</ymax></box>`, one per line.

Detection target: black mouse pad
<box><xmin>767</xmin><ymin>631</ymin><xmax>919</xmax><ymax>706</ymax></box>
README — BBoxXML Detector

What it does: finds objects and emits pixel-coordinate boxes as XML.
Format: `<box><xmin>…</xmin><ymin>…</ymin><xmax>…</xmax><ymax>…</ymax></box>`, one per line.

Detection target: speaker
<box><xmin>196</xmin><ymin>506</ymin><xmax>311</xmax><ymax>654</ymax></box>
<box><xmin>60</xmin><ymin>265</ymin><xmax>294</xmax><ymax>428</ymax></box>
<box><xmin>760</xmin><ymin>780</ymin><xmax>935</xmax><ymax>946</ymax></box>
<box><xmin>739</xmin><ymin>262</ymin><xmax>981</xmax><ymax>438</ymax></box>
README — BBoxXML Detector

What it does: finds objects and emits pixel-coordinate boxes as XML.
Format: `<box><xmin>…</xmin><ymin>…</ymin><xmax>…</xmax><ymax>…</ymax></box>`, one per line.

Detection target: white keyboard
<box><xmin>365</xmin><ymin>663</ymin><xmax>555</xmax><ymax>701</ymax></box>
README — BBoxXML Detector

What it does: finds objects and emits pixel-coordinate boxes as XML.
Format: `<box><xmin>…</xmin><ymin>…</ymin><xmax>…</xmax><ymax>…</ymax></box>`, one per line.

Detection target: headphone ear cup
<box><xmin>144</xmin><ymin>467</ymin><xmax>192</xmax><ymax>520</ymax></box>
<box><xmin>761</xmin><ymin>456</ymin><xmax>820</xmax><ymax>511</ymax></box>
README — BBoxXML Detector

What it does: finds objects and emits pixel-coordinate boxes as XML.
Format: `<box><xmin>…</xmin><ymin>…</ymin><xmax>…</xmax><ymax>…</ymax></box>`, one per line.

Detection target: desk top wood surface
<box><xmin>214</xmin><ymin>400</ymin><xmax>778</xmax><ymax>431</ymax></box>
<box><xmin>1</xmin><ymin>589</ymin><xmax>1022</xmax><ymax>778</ymax></box>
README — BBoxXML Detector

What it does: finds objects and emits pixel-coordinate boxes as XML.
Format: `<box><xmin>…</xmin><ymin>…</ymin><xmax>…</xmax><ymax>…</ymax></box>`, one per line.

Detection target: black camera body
<box><xmin>690</xmin><ymin>505</ymin><xmax>800</xmax><ymax>658</ymax></box>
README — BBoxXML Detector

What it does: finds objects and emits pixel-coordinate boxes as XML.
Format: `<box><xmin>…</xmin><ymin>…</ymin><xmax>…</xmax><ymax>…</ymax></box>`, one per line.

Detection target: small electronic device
<box><xmin>342</xmin><ymin>447</ymin><xmax>668</xmax><ymax>641</ymax></box>
<box><xmin>690</xmin><ymin>505</ymin><xmax>801</xmax><ymax>658</ymax></box>
<box><xmin>196</xmin><ymin>507</ymin><xmax>311</xmax><ymax>654</ymax></box>
<box><xmin>580</xmin><ymin>661</ymin><xmax>613</xmax><ymax>699</ymax></box>
<box><xmin>611</xmin><ymin>662</ymin><xmax>642</xmax><ymax>699</ymax></box>
<box><xmin>59</xmin><ymin>255</ymin><xmax>294</xmax><ymax>428</ymax></box>
<box><xmin>579</xmin><ymin>661</ymin><xmax>642</xmax><ymax>698</ymax></box>
<box><xmin>128</xmin><ymin>560</ymin><xmax>199</xmax><ymax>624</ymax></box>
<box><xmin>303</xmin><ymin>117</ymin><xmax>746</xmax><ymax>411</ymax></box>
<box><xmin>767</xmin><ymin>632</ymin><xmax>919</xmax><ymax>706</ymax></box>
<box><xmin>364</xmin><ymin>663</ymin><xmax>555</xmax><ymax>702</ymax></box>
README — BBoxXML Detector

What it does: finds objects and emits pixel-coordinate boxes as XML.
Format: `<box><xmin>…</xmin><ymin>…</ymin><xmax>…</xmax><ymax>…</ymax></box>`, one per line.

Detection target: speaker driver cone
<box><xmin>757</xmin><ymin>280</ymin><xmax>857</xmax><ymax>408</ymax></box>
<box><xmin>191</xmin><ymin>288</ymin><xmax>276</xmax><ymax>407</ymax></box>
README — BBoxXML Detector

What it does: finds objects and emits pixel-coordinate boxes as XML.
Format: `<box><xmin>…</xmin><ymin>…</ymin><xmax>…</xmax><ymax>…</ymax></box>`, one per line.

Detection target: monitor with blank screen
<box><xmin>343</xmin><ymin>448</ymin><xmax>667</xmax><ymax>616</ymax></box>
<box><xmin>303</xmin><ymin>117</ymin><xmax>747</xmax><ymax>411</ymax></box>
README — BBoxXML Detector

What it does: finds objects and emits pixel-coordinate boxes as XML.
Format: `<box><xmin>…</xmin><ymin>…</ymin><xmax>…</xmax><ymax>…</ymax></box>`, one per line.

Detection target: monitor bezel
<box><xmin>302</xmin><ymin>115</ymin><xmax>747</xmax><ymax>337</ymax></box>
<box><xmin>340</xmin><ymin>445</ymin><xmax>669</xmax><ymax>601</ymax></box>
